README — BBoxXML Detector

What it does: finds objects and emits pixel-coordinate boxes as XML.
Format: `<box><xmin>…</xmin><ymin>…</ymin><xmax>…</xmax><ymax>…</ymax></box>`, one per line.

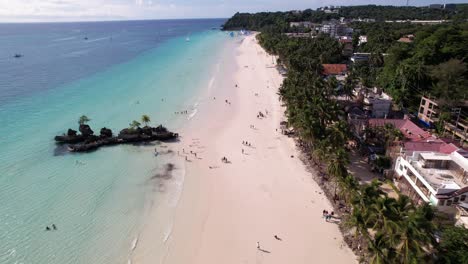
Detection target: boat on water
<box><xmin>14</xmin><ymin>54</ymin><xmax>23</xmax><ymax>58</ymax></box>
<box><xmin>186</xmin><ymin>37</ymin><xmax>190</xmax><ymax>42</ymax></box>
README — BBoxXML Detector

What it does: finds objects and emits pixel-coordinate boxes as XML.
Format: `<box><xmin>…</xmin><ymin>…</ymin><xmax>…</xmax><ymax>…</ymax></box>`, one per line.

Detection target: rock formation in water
<box><xmin>54</xmin><ymin>123</ymin><xmax>178</xmax><ymax>153</ymax></box>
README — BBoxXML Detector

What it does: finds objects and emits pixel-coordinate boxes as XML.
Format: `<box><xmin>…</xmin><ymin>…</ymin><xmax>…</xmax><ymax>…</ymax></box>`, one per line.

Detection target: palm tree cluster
<box><xmin>349</xmin><ymin>180</ymin><xmax>436</xmax><ymax>263</ymax></box>
<box><xmin>257</xmin><ymin>32</ymin><xmax>438</xmax><ymax>263</ymax></box>
<box><xmin>129</xmin><ymin>115</ymin><xmax>151</xmax><ymax>130</ymax></box>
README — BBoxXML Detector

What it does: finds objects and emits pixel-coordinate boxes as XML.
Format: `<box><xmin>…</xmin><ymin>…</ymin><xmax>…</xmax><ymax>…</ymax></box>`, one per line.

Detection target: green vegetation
<box><xmin>257</xmin><ymin>28</ymin><xmax>436</xmax><ymax>262</ymax></box>
<box><xmin>346</xmin><ymin>20</ymin><xmax>468</xmax><ymax>111</ymax></box>
<box><xmin>129</xmin><ymin>120</ymin><xmax>141</xmax><ymax>129</ymax></box>
<box><xmin>222</xmin><ymin>5</ymin><xmax>467</xmax><ymax>32</ymax></box>
<box><xmin>78</xmin><ymin>115</ymin><xmax>90</xmax><ymax>125</ymax></box>
<box><xmin>339</xmin><ymin>5</ymin><xmax>454</xmax><ymax>21</ymax></box>
<box><xmin>349</xmin><ymin>181</ymin><xmax>436</xmax><ymax>263</ymax></box>
<box><xmin>372</xmin><ymin>23</ymin><xmax>468</xmax><ymax>109</ymax></box>
<box><xmin>437</xmin><ymin>226</ymin><xmax>468</xmax><ymax>263</ymax></box>
<box><xmin>222</xmin><ymin>5</ymin><xmax>468</xmax><ymax>262</ymax></box>
<box><xmin>141</xmin><ymin>114</ymin><xmax>151</xmax><ymax>127</ymax></box>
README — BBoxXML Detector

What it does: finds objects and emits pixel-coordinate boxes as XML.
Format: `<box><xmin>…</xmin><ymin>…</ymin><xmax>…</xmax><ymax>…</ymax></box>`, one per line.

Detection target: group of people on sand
<box><xmin>45</xmin><ymin>224</ymin><xmax>57</xmax><ymax>231</ymax></box>
<box><xmin>257</xmin><ymin>111</ymin><xmax>265</xmax><ymax>119</ymax></box>
<box><xmin>179</xmin><ymin>148</ymin><xmax>200</xmax><ymax>161</ymax></box>
<box><xmin>221</xmin><ymin>156</ymin><xmax>229</xmax><ymax>163</ymax></box>
<box><xmin>322</xmin><ymin>210</ymin><xmax>335</xmax><ymax>222</ymax></box>
<box><xmin>175</xmin><ymin>110</ymin><xmax>188</xmax><ymax>114</ymax></box>
<box><xmin>225</xmin><ymin>99</ymin><xmax>231</xmax><ymax>105</ymax></box>
<box><xmin>242</xmin><ymin>141</ymin><xmax>251</xmax><ymax>147</ymax></box>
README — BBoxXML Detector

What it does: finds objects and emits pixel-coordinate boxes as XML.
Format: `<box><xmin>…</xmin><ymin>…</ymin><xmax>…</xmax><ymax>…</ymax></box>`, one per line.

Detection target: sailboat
<box><xmin>186</xmin><ymin>34</ymin><xmax>190</xmax><ymax>42</ymax></box>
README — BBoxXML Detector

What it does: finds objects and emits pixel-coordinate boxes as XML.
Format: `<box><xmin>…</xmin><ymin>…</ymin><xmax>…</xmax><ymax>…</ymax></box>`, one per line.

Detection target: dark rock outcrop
<box><xmin>55</xmin><ymin>124</ymin><xmax>178</xmax><ymax>153</ymax></box>
<box><xmin>67</xmin><ymin>129</ymin><xmax>77</xmax><ymax>136</ymax></box>
<box><xmin>100</xmin><ymin>127</ymin><xmax>113</xmax><ymax>138</ymax></box>
<box><xmin>79</xmin><ymin>124</ymin><xmax>94</xmax><ymax>136</ymax></box>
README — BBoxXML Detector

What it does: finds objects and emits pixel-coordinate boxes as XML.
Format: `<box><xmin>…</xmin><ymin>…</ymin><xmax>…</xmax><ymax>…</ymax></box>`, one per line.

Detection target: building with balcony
<box><xmin>418</xmin><ymin>96</ymin><xmax>468</xmax><ymax>144</ymax></box>
<box><xmin>418</xmin><ymin>96</ymin><xmax>440</xmax><ymax>127</ymax></box>
<box><xmin>394</xmin><ymin>150</ymin><xmax>468</xmax><ymax>211</ymax></box>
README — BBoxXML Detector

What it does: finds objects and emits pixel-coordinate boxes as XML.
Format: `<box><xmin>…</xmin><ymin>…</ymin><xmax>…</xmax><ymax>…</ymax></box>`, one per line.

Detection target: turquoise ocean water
<box><xmin>0</xmin><ymin>19</ymin><xmax>228</xmax><ymax>263</ymax></box>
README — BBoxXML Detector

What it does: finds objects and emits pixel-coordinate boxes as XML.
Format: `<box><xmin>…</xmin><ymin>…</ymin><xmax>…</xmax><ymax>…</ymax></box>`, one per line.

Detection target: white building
<box><xmin>358</xmin><ymin>35</ymin><xmax>368</xmax><ymax>46</ymax></box>
<box><xmin>394</xmin><ymin>150</ymin><xmax>468</xmax><ymax>210</ymax></box>
<box><xmin>289</xmin><ymin>21</ymin><xmax>313</xmax><ymax>28</ymax></box>
<box><xmin>355</xmin><ymin>87</ymin><xmax>393</xmax><ymax>118</ymax></box>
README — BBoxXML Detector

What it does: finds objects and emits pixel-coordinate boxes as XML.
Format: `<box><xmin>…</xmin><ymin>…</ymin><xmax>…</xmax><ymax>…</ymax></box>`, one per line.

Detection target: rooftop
<box><xmin>404</xmin><ymin>141</ymin><xmax>459</xmax><ymax>155</ymax></box>
<box><xmin>369</xmin><ymin>119</ymin><xmax>434</xmax><ymax>142</ymax></box>
<box><xmin>405</xmin><ymin>150</ymin><xmax>468</xmax><ymax>195</ymax></box>
<box><xmin>409</xmin><ymin>154</ymin><xmax>464</xmax><ymax>192</ymax></box>
<box><xmin>322</xmin><ymin>64</ymin><xmax>347</xmax><ymax>76</ymax></box>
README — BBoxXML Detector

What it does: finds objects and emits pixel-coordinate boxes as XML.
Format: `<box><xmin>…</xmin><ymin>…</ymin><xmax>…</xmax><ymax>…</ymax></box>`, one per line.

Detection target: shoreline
<box><xmin>134</xmin><ymin>34</ymin><xmax>356</xmax><ymax>263</ymax></box>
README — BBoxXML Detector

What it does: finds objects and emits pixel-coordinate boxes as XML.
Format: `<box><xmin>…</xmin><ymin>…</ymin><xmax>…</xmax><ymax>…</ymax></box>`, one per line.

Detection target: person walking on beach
<box><xmin>257</xmin><ymin>242</ymin><xmax>260</xmax><ymax>249</ymax></box>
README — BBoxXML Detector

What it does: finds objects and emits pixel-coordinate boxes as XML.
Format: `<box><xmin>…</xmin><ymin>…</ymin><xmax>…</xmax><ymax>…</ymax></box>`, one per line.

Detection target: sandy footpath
<box><xmin>140</xmin><ymin>34</ymin><xmax>356</xmax><ymax>264</ymax></box>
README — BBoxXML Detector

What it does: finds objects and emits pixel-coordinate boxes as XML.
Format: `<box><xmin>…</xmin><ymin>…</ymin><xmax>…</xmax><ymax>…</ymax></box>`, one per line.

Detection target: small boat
<box><xmin>14</xmin><ymin>54</ymin><xmax>23</xmax><ymax>58</ymax></box>
<box><xmin>84</xmin><ymin>37</ymin><xmax>88</xmax><ymax>40</ymax></box>
<box><xmin>186</xmin><ymin>37</ymin><xmax>190</xmax><ymax>42</ymax></box>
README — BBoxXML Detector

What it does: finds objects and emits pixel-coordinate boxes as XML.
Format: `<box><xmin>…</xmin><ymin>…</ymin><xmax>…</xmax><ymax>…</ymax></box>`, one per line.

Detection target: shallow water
<box><xmin>0</xmin><ymin>19</ymin><xmax>229</xmax><ymax>263</ymax></box>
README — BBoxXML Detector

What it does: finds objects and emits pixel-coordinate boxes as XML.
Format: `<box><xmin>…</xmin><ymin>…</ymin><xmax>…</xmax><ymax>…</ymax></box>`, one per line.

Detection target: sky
<box><xmin>0</xmin><ymin>0</ymin><xmax>466</xmax><ymax>22</ymax></box>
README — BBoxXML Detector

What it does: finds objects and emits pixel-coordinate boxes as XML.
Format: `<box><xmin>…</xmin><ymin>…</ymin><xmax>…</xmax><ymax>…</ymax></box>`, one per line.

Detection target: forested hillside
<box><xmin>222</xmin><ymin>5</ymin><xmax>468</xmax><ymax>31</ymax></box>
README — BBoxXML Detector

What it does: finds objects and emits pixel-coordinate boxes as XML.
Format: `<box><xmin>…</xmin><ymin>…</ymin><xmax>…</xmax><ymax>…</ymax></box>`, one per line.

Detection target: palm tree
<box><xmin>129</xmin><ymin>120</ymin><xmax>141</xmax><ymax>129</ymax></box>
<box><xmin>141</xmin><ymin>115</ymin><xmax>151</xmax><ymax>127</ymax></box>
<box><xmin>394</xmin><ymin>200</ymin><xmax>435</xmax><ymax>263</ymax></box>
<box><xmin>346</xmin><ymin>205</ymin><xmax>369</xmax><ymax>239</ymax></box>
<box><xmin>368</xmin><ymin>197</ymin><xmax>399</xmax><ymax>234</ymax></box>
<box><xmin>78</xmin><ymin>115</ymin><xmax>91</xmax><ymax>125</ymax></box>
<box><xmin>343</xmin><ymin>73</ymin><xmax>357</xmax><ymax>100</ymax></box>
<box><xmin>367</xmin><ymin>232</ymin><xmax>398</xmax><ymax>264</ymax></box>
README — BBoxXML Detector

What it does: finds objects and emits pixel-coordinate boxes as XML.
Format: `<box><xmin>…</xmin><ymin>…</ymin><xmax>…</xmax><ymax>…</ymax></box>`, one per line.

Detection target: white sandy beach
<box><xmin>133</xmin><ymin>34</ymin><xmax>356</xmax><ymax>264</ymax></box>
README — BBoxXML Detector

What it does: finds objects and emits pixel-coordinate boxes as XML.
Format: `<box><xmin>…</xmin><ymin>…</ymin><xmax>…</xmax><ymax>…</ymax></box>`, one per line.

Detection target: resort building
<box><xmin>320</xmin><ymin>22</ymin><xmax>352</xmax><ymax>38</ymax></box>
<box><xmin>318</xmin><ymin>6</ymin><xmax>340</xmax><ymax>14</ymax></box>
<box><xmin>350</xmin><ymin>53</ymin><xmax>370</xmax><ymax>63</ymax></box>
<box><xmin>394</xmin><ymin>149</ymin><xmax>468</xmax><ymax>213</ymax></box>
<box><xmin>367</xmin><ymin>118</ymin><xmax>435</xmax><ymax>142</ymax></box>
<box><xmin>418</xmin><ymin>96</ymin><xmax>440</xmax><ymax>127</ymax></box>
<box><xmin>322</xmin><ymin>64</ymin><xmax>347</xmax><ymax>77</ymax></box>
<box><xmin>289</xmin><ymin>21</ymin><xmax>314</xmax><ymax>28</ymax></box>
<box><xmin>355</xmin><ymin>87</ymin><xmax>393</xmax><ymax>118</ymax></box>
<box><xmin>418</xmin><ymin>96</ymin><xmax>468</xmax><ymax>144</ymax></box>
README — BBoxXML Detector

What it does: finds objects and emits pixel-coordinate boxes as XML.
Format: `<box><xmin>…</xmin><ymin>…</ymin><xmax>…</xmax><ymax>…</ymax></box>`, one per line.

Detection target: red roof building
<box><xmin>368</xmin><ymin>119</ymin><xmax>460</xmax><ymax>155</ymax></box>
<box><xmin>368</xmin><ymin>119</ymin><xmax>433</xmax><ymax>142</ymax></box>
<box><xmin>322</xmin><ymin>64</ymin><xmax>347</xmax><ymax>76</ymax></box>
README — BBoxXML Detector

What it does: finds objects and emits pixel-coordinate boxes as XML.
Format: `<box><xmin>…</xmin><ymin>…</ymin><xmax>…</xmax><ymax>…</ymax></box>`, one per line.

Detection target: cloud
<box><xmin>1</xmin><ymin>0</ymin><xmax>468</xmax><ymax>22</ymax></box>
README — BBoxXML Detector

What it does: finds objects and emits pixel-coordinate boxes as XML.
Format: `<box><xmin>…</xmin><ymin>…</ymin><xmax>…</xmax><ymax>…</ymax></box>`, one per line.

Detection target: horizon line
<box><xmin>0</xmin><ymin>17</ymin><xmax>229</xmax><ymax>25</ymax></box>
